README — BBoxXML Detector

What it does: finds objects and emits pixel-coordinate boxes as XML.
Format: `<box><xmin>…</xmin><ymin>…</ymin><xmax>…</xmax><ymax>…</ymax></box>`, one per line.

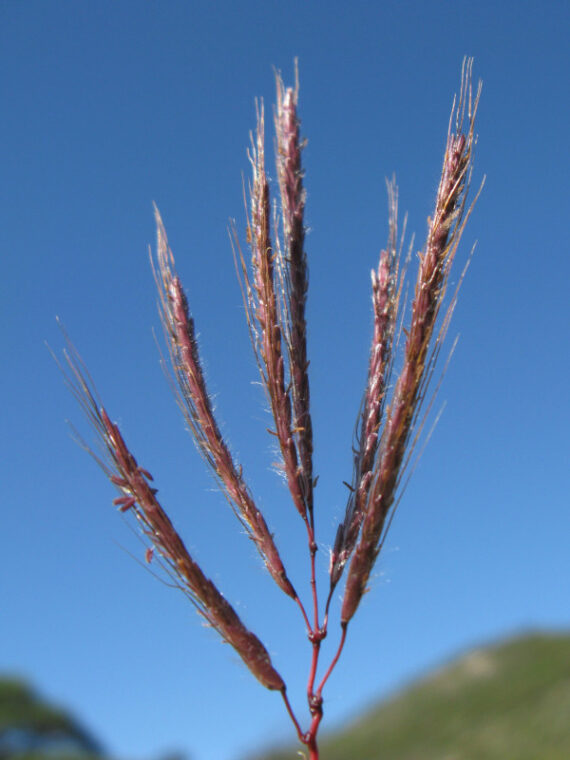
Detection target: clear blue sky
<box><xmin>2</xmin><ymin>2</ymin><xmax>569</xmax><ymax>759</ymax></box>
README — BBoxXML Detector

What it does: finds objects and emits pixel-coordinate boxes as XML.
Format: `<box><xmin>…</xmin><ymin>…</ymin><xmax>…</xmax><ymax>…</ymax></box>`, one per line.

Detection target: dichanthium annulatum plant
<box><xmin>57</xmin><ymin>58</ymin><xmax>482</xmax><ymax>759</ymax></box>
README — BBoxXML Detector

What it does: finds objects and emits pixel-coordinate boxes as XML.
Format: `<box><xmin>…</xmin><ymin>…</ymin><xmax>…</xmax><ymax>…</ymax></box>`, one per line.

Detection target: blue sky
<box><xmin>2</xmin><ymin>1</ymin><xmax>569</xmax><ymax>759</ymax></box>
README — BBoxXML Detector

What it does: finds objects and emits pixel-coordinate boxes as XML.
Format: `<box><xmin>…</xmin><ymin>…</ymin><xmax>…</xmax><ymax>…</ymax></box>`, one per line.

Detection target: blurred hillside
<box><xmin>4</xmin><ymin>632</ymin><xmax>568</xmax><ymax>760</ymax></box>
<box><xmin>258</xmin><ymin>631</ymin><xmax>570</xmax><ymax>760</ymax></box>
<box><xmin>0</xmin><ymin>676</ymin><xmax>103</xmax><ymax>760</ymax></box>
<box><xmin>0</xmin><ymin>678</ymin><xmax>186</xmax><ymax>760</ymax></box>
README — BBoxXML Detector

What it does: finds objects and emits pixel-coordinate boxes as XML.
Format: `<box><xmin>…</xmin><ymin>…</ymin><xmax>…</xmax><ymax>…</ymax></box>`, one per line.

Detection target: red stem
<box><xmin>316</xmin><ymin>624</ymin><xmax>347</xmax><ymax>697</ymax></box>
<box><xmin>305</xmin><ymin>520</ymin><xmax>323</xmax><ymax>701</ymax></box>
<box><xmin>294</xmin><ymin>594</ymin><xmax>312</xmax><ymax>634</ymax></box>
<box><xmin>285</xmin><ymin>503</ymin><xmax>348</xmax><ymax>760</ymax></box>
<box><xmin>280</xmin><ymin>688</ymin><xmax>305</xmax><ymax>744</ymax></box>
<box><xmin>306</xmin><ymin>729</ymin><xmax>320</xmax><ymax>760</ymax></box>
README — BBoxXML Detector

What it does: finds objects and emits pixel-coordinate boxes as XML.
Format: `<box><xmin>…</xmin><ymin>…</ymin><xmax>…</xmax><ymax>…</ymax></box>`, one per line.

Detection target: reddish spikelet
<box><xmin>237</xmin><ymin>103</ymin><xmax>307</xmax><ymax>520</ymax></box>
<box><xmin>152</xmin><ymin>210</ymin><xmax>297</xmax><ymax>601</ymax></box>
<box><xmin>61</xmin><ymin>345</ymin><xmax>285</xmax><ymax>692</ymax></box>
<box><xmin>330</xmin><ymin>182</ymin><xmax>401</xmax><ymax>588</ymax></box>
<box><xmin>341</xmin><ymin>59</ymin><xmax>481</xmax><ymax>624</ymax></box>
<box><xmin>274</xmin><ymin>68</ymin><xmax>314</xmax><ymax>522</ymax></box>
<box><xmin>113</xmin><ymin>495</ymin><xmax>136</xmax><ymax>512</ymax></box>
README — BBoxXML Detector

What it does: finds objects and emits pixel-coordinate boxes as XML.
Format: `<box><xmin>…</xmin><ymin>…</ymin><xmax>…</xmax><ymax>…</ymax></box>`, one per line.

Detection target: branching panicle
<box><xmin>60</xmin><ymin>59</ymin><xmax>481</xmax><ymax>760</ymax></box>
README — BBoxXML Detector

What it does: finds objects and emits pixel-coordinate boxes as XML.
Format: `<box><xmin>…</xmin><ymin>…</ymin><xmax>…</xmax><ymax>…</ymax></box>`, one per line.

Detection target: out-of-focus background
<box><xmin>2</xmin><ymin>2</ymin><xmax>568</xmax><ymax>759</ymax></box>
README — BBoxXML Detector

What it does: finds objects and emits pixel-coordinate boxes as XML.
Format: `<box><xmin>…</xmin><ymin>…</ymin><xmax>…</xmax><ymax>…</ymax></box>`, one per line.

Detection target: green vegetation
<box><xmin>0</xmin><ymin>678</ymin><xmax>189</xmax><ymax>760</ymax></box>
<box><xmin>260</xmin><ymin>632</ymin><xmax>570</xmax><ymax>760</ymax></box>
<box><xmin>5</xmin><ymin>632</ymin><xmax>568</xmax><ymax>759</ymax></box>
<box><xmin>0</xmin><ymin>677</ymin><xmax>102</xmax><ymax>760</ymax></box>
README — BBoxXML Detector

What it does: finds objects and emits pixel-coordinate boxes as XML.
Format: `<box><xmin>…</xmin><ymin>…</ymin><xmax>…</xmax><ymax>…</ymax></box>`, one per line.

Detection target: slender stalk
<box><xmin>280</xmin><ymin>689</ymin><xmax>305</xmax><ymax>744</ymax></box>
<box><xmin>316</xmin><ymin>624</ymin><xmax>348</xmax><ymax>698</ymax></box>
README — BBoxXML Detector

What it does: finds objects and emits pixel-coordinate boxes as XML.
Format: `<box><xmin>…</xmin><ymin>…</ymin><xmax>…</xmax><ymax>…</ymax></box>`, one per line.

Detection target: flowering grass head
<box><xmin>59</xmin><ymin>58</ymin><xmax>482</xmax><ymax>759</ymax></box>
